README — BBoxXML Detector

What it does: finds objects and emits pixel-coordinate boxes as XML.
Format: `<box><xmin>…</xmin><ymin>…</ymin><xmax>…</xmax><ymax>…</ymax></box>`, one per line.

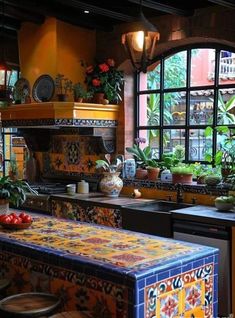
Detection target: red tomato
<box><xmin>0</xmin><ymin>214</ymin><xmax>6</xmax><ymax>222</ymax></box>
<box><xmin>19</xmin><ymin>212</ymin><xmax>27</xmax><ymax>219</ymax></box>
<box><xmin>1</xmin><ymin>216</ymin><xmax>12</xmax><ymax>224</ymax></box>
<box><xmin>12</xmin><ymin>218</ymin><xmax>22</xmax><ymax>224</ymax></box>
<box><xmin>9</xmin><ymin>213</ymin><xmax>17</xmax><ymax>218</ymax></box>
<box><xmin>22</xmin><ymin>215</ymin><xmax>32</xmax><ymax>224</ymax></box>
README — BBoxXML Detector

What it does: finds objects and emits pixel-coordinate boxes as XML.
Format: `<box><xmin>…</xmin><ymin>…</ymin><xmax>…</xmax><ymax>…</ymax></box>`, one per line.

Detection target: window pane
<box><xmin>139</xmin><ymin>94</ymin><xmax>160</xmax><ymax>126</ymax></box>
<box><xmin>217</xmin><ymin>89</ymin><xmax>235</xmax><ymax>125</ymax></box>
<box><xmin>8</xmin><ymin>70</ymin><xmax>18</xmax><ymax>87</ymax></box>
<box><xmin>147</xmin><ymin>62</ymin><xmax>161</xmax><ymax>90</ymax></box>
<box><xmin>189</xmin><ymin>90</ymin><xmax>214</xmax><ymax>125</ymax></box>
<box><xmin>163</xmin><ymin>129</ymin><xmax>185</xmax><ymax>157</ymax></box>
<box><xmin>164</xmin><ymin>51</ymin><xmax>187</xmax><ymax>89</ymax></box>
<box><xmin>191</xmin><ymin>48</ymin><xmax>215</xmax><ymax>87</ymax></box>
<box><xmin>189</xmin><ymin>129</ymin><xmax>212</xmax><ymax>161</ymax></box>
<box><xmin>163</xmin><ymin>92</ymin><xmax>186</xmax><ymax>125</ymax></box>
<box><xmin>139</xmin><ymin>129</ymin><xmax>159</xmax><ymax>159</ymax></box>
<box><xmin>219</xmin><ymin>50</ymin><xmax>235</xmax><ymax>85</ymax></box>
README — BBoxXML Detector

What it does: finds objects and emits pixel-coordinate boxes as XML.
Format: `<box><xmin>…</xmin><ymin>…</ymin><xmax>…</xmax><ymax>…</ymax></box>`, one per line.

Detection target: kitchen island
<box><xmin>0</xmin><ymin>213</ymin><xmax>218</xmax><ymax>318</ymax></box>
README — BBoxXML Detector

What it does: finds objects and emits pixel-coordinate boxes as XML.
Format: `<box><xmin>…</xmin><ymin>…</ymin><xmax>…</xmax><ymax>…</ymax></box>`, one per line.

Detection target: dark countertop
<box><xmin>172</xmin><ymin>205</ymin><xmax>235</xmax><ymax>227</ymax></box>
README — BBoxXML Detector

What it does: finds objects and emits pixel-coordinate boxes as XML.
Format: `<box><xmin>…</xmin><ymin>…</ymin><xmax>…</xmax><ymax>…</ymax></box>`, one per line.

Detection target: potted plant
<box><xmin>0</xmin><ymin>176</ymin><xmax>27</xmax><ymax>213</ymax></box>
<box><xmin>82</xmin><ymin>58</ymin><xmax>124</xmax><ymax>104</ymax></box>
<box><xmin>192</xmin><ymin>162</ymin><xmax>211</xmax><ymax>184</ymax></box>
<box><xmin>95</xmin><ymin>154</ymin><xmax>123</xmax><ymax>197</ymax></box>
<box><xmin>54</xmin><ymin>74</ymin><xmax>73</xmax><ymax>101</ymax></box>
<box><xmin>171</xmin><ymin>164</ymin><xmax>194</xmax><ymax>184</ymax></box>
<box><xmin>126</xmin><ymin>137</ymin><xmax>153</xmax><ymax>179</ymax></box>
<box><xmin>146</xmin><ymin>159</ymin><xmax>160</xmax><ymax>181</ymax></box>
<box><xmin>73</xmin><ymin>83</ymin><xmax>93</xmax><ymax>102</ymax></box>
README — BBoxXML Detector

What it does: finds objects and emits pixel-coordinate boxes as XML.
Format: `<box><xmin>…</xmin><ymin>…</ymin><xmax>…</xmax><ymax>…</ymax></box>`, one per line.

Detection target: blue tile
<box><xmin>146</xmin><ymin>274</ymin><xmax>157</xmax><ymax>286</ymax></box>
<box><xmin>182</xmin><ymin>262</ymin><xmax>192</xmax><ymax>273</ymax></box>
<box><xmin>213</xmin><ymin>254</ymin><xmax>219</xmax><ymax>264</ymax></box>
<box><xmin>137</xmin><ymin>279</ymin><xmax>145</xmax><ymax>289</ymax></box>
<box><xmin>158</xmin><ymin>270</ymin><xmax>169</xmax><ymax>281</ymax></box>
<box><xmin>170</xmin><ymin>267</ymin><xmax>182</xmax><ymax>277</ymax></box>
<box><xmin>204</xmin><ymin>255</ymin><xmax>213</xmax><ymax>265</ymax></box>
<box><xmin>138</xmin><ymin>288</ymin><xmax>144</xmax><ymax>304</ymax></box>
<box><xmin>213</xmin><ymin>301</ymin><xmax>218</xmax><ymax>318</ymax></box>
<box><xmin>138</xmin><ymin>303</ymin><xmax>144</xmax><ymax>318</ymax></box>
<box><xmin>193</xmin><ymin>258</ymin><xmax>204</xmax><ymax>269</ymax></box>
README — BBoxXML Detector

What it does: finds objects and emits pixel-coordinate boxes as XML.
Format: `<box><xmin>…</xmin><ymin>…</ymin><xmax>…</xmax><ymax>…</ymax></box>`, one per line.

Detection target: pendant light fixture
<box><xmin>0</xmin><ymin>0</ymin><xmax>12</xmax><ymax>101</ymax></box>
<box><xmin>122</xmin><ymin>0</ymin><xmax>160</xmax><ymax>73</ymax></box>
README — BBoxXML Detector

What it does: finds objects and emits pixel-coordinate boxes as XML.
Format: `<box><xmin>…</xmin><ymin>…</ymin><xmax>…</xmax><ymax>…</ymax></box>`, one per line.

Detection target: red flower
<box><xmin>92</xmin><ymin>78</ymin><xmax>101</xmax><ymax>87</ymax></box>
<box><xmin>99</xmin><ymin>63</ymin><xmax>109</xmax><ymax>73</ymax></box>
<box><xmin>106</xmin><ymin>58</ymin><xmax>115</xmax><ymax>67</ymax></box>
<box><xmin>86</xmin><ymin>65</ymin><xmax>94</xmax><ymax>74</ymax></box>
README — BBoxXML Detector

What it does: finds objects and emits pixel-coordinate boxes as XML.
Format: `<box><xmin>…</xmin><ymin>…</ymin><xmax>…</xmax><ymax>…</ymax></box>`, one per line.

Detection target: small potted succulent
<box><xmin>54</xmin><ymin>74</ymin><xmax>73</xmax><ymax>101</ymax></box>
<box><xmin>73</xmin><ymin>83</ymin><xmax>93</xmax><ymax>102</ymax></box>
<box><xmin>171</xmin><ymin>164</ymin><xmax>194</xmax><ymax>184</ymax></box>
<box><xmin>95</xmin><ymin>154</ymin><xmax>123</xmax><ymax>197</ymax></box>
<box><xmin>146</xmin><ymin>159</ymin><xmax>160</xmax><ymax>181</ymax></box>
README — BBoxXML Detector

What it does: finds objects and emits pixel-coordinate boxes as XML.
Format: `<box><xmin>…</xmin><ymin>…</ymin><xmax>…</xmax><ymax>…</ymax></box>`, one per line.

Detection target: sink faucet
<box><xmin>176</xmin><ymin>183</ymin><xmax>183</xmax><ymax>203</ymax></box>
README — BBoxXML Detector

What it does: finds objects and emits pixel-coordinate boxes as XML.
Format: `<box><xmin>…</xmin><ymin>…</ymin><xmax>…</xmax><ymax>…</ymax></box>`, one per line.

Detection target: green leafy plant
<box><xmin>82</xmin><ymin>58</ymin><xmax>124</xmax><ymax>103</ymax></box>
<box><xmin>73</xmin><ymin>83</ymin><xmax>93</xmax><ymax>100</ymax></box>
<box><xmin>171</xmin><ymin>164</ymin><xmax>194</xmax><ymax>175</ymax></box>
<box><xmin>126</xmin><ymin>138</ymin><xmax>153</xmax><ymax>168</ymax></box>
<box><xmin>55</xmin><ymin>74</ymin><xmax>73</xmax><ymax>95</ymax></box>
<box><xmin>217</xmin><ymin>92</ymin><xmax>235</xmax><ymax>124</ymax></box>
<box><xmin>159</xmin><ymin>145</ymin><xmax>185</xmax><ymax>169</ymax></box>
<box><xmin>96</xmin><ymin>154</ymin><xmax>122</xmax><ymax>173</ymax></box>
<box><xmin>0</xmin><ymin>176</ymin><xmax>27</xmax><ymax>207</ymax></box>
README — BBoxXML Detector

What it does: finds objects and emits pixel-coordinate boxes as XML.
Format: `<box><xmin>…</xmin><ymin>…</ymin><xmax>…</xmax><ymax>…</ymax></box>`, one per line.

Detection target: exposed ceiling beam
<box><xmin>207</xmin><ymin>0</ymin><xmax>235</xmax><ymax>8</ymax></box>
<box><xmin>127</xmin><ymin>0</ymin><xmax>194</xmax><ymax>16</ymax></box>
<box><xmin>0</xmin><ymin>28</ymin><xmax>17</xmax><ymax>39</ymax></box>
<box><xmin>0</xmin><ymin>15</ymin><xmax>21</xmax><ymax>30</ymax></box>
<box><xmin>55</xmin><ymin>0</ymin><xmax>134</xmax><ymax>22</ymax></box>
<box><xmin>0</xmin><ymin>3</ymin><xmax>44</xmax><ymax>24</ymax></box>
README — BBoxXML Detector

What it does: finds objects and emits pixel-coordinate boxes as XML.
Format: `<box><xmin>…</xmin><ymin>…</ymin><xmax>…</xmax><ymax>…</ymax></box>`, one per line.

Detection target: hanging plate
<box><xmin>32</xmin><ymin>74</ymin><xmax>55</xmax><ymax>102</ymax></box>
<box><xmin>14</xmin><ymin>78</ymin><xmax>31</xmax><ymax>103</ymax></box>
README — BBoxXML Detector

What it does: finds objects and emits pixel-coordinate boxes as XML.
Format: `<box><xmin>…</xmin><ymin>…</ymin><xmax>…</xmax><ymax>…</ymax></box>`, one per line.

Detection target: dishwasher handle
<box><xmin>173</xmin><ymin>221</ymin><xmax>230</xmax><ymax>240</ymax></box>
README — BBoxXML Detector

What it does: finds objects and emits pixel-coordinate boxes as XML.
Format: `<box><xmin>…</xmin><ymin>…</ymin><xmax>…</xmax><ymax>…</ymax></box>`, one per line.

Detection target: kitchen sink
<box><xmin>121</xmin><ymin>201</ymin><xmax>193</xmax><ymax>238</ymax></box>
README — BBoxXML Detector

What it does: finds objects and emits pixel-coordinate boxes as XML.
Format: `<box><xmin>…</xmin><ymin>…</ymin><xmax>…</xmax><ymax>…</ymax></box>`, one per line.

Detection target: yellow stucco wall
<box><xmin>18</xmin><ymin>17</ymin><xmax>96</xmax><ymax>99</ymax></box>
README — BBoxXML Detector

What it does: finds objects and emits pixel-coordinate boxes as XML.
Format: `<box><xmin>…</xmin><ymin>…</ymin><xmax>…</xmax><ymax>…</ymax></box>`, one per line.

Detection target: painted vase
<box><xmin>99</xmin><ymin>172</ymin><xmax>123</xmax><ymax>198</ymax></box>
<box><xmin>124</xmin><ymin>159</ymin><xmax>136</xmax><ymax>179</ymax></box>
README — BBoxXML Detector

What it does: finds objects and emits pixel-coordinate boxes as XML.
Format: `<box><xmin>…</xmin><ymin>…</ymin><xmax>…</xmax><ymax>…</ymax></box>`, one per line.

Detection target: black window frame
<box><xmin>135</xmin><ymin>43</ymin><xmax>235</xmax><ymax>164</ymax></box>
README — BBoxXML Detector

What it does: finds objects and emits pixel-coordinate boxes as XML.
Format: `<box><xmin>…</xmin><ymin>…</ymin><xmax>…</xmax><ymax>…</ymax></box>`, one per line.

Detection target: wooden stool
<box><xmin>50</xmin><ymin>311</ymin><xmax>92</xmax><ymax>318</ymax></box>
<box><xmin>0</xmin><ymin>292</ymin><xmax>61</xmax><ymax>317</ymax></box>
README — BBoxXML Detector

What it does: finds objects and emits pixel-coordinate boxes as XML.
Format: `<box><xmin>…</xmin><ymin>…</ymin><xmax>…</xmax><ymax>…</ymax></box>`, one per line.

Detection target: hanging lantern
<box><xmin>0</xmin><ymin>59</ymin><xmax>12</xmax><ymax>101</ymax></box>
<box><xmin>122</xmin><ymin>11</ymin><xmax>160</xmax><ymax>73</ymax></box>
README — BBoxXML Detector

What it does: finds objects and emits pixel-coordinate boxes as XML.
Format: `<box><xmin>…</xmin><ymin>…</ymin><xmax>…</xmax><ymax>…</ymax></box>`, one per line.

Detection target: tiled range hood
<box><xmin>1</xmin><ymin>102</ymin><xmax>119</xmax><ymax>153</ymax></box>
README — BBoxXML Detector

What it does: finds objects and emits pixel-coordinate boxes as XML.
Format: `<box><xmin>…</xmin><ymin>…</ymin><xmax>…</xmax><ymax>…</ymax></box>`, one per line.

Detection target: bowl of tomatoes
<box><xmin>0</xmin><ymin>212</ymin><xmax>33</xmax><ymax>230</ymax></box>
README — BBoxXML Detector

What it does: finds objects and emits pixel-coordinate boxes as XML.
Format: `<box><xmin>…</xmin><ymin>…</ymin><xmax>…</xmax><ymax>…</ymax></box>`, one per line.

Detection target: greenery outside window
<box><xmin>136</xmin><ymin>45</ymin><xmax>235</xmax><ymax>163</ymax></box>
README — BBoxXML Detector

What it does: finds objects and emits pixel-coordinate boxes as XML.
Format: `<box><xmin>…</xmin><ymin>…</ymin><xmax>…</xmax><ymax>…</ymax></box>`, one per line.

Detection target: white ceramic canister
<box><xmin>77</xmin><ymin>180</ymin><xmax>89</xmax><ymax>194</ymax></box>
<box><xmin>66</xmin><ymin>184</ymin><xmax>76</xmax><ymax>195</ymax></box>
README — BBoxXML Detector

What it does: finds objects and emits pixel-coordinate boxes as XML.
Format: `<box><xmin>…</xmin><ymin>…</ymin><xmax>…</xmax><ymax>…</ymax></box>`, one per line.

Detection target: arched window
<box><xmin>136</xmin><ymin>45</ymin><xmax>235</xmax><ymax>163</ymax></box>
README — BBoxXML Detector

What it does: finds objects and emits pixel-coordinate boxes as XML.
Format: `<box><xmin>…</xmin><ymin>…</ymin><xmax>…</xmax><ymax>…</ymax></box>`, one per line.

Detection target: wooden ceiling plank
<box><xmin>207</xmin><ymin>0</ymin><xmax>235</xmax><ymax>8</ymax></box>
<box><xmin>127</xmin><ymin>0</ymin><xmax>194</xmax><ymax>16</ymax></box>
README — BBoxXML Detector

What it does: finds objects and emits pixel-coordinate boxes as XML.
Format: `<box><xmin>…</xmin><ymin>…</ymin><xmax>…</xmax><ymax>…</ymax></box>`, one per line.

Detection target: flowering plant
<box><xmin>126</xmin><ymin>137</ymin><xmax>157</xmax><ymax>168</ymax></box>
<box><xmin>96</xmin><ymin>154</ymin><xmax>123</xmax><ymax>173</ymax></box>
<box><xmin>82</xmin><ymin>58</ymin><xmax>124</xmax><ymax>103</ymax></box>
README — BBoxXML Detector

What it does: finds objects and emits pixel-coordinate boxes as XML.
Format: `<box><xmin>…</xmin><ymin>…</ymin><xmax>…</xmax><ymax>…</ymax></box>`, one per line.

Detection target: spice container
<box><xmin>77</xmin><ymin>180</ymin><xmax>89</xmax><ymax>194</ymax></box>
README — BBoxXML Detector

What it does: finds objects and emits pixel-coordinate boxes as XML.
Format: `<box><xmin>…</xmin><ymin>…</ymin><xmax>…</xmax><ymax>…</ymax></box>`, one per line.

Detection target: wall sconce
<box><xmin>122</xmin><ymin>7</ymin><xmax>160</xmax><ymax>73</ymax></box>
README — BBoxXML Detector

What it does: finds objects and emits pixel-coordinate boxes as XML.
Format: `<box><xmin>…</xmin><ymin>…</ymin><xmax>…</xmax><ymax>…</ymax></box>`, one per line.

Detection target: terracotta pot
<box><xmin>74</xmin><ymin>97</ymin><xmax>83</xmax><ymax>103</ymax></box>
<box><xmin>93</xmin><ymin>93</ymin><xmax>105</xmax><ymax>104</ymax></box>
<box><xmin>147</xmin><ymin>167</ymin><xmax>160</xmax><ymax>181</ymax></box>
<box><xmin>172</xmin><ymin>173</ymin><xmax>193</xmax><ymax>184</ymax></box>
<box><xmin>135</xmin><ymin>168</ymin><xmax>148</xmax><ymax>179</ymax></box>
<box><xmin>99</xmin><ymin>172</ymin><xmax>123</xmax><ymax>197</ymax></box>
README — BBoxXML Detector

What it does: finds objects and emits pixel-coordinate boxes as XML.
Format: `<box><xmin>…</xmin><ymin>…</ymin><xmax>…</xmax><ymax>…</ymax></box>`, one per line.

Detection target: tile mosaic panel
<box><xmin>51</xmin><ymin>199</ymin><xmax>121</xmax><ymax>228</ymax></box>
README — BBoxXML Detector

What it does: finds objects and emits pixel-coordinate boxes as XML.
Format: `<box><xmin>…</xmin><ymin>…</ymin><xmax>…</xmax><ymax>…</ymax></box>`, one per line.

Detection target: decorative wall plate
<box><xmin>32</xmin><ymin>74</ymin><xmax>55</xmax><ymax>102</ymax></box>
<box><xmin>14</xmin><ymin>78</ymin><xmax>30</xmax><ymax>102</ymax></box>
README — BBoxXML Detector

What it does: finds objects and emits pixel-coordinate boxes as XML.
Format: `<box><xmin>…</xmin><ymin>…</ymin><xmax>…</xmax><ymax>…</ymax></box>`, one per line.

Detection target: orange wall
<box><xmin>18</xmin><ymin>18</ymin><xmax>96</xmax><ymax>99</ymax></box>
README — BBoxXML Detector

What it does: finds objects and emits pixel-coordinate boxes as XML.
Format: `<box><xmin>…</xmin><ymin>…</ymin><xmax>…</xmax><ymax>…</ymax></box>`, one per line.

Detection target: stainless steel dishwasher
<box><xmin>173</xmin><ymin>220</ymin><xmax>231</xmax><ymax>317</ymax></box>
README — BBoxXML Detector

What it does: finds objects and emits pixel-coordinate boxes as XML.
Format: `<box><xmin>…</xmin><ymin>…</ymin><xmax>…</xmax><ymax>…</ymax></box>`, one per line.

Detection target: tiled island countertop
<box><xmin>0</xmin><ymin>214</ymin><xmax>218</xmax><ymax>318</ymax></box>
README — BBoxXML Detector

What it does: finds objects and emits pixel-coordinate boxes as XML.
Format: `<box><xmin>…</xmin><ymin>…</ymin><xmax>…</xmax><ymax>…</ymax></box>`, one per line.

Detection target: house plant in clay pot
<box><xmin>82</xmin><ymin>58</ymin><xmax>124</xmax><ymax>104</ymax></box>
<box><xmin>0</xmin><ymin>176</ymin><xmax>27</xmax><ymax>213</ymax></box>
<box><xmin>96</xmin><ymin>154</ymin><xmax>123</xmax><ymax>198</ymax></box>
<box><xmin>146</xmin><ymin>159</ymin><xmax>160</xmax><ymax>181</ymax></box>
<box><xmin>73</xmin><ymin>82</ymin><xmax>93</xmax><ymax>102</ymax></box>
<box><xmin>54</xmin><ymin>74</ymin><xmax>73</xmax><ymax>101</ymax></box>
<box><xmin>171</xmin><ymin>165</ymin><xmax>193</xmax><ymax>184</ymax></box>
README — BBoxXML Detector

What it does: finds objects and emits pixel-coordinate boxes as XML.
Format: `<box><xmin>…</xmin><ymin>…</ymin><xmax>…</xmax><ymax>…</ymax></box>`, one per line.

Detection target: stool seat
<box><xmin>50</xmin><ymin>311</ymin><xmax>92</xmax><ymax>318</ymax></box>
<box><xmin>0</xmin><ymin>292</ymin><xmax>60</xmax><ymax>317</ymax></box>
<box><xmin>0</xmin><ymin>279</ymin><xmax>11</xmax><ymax>292</ymax></box>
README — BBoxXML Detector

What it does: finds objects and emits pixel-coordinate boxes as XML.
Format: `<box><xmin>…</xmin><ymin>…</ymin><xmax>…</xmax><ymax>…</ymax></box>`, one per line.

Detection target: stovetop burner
<box><xmin>29</xmin><ymin>183</ymin><xmax>67</xmax><ymax>195</ymax></box>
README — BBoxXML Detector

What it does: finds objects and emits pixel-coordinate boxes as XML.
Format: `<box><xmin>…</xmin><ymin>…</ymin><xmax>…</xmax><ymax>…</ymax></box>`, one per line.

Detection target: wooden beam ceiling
<box><xmin>207</xmin><ymin>0</ymin><xmax>235</xmax><ymax>8</ymax></box>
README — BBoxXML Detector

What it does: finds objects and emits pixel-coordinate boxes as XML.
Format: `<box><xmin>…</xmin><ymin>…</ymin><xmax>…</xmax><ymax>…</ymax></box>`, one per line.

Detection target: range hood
<box><xmin>0</xmin><ymin>102</ymin><xmax>119</xmax><ymax>128</ymax></box>
<box><xmin>1</xmin><ymin>102</ymin><xmax>119</xmax><ymax>153</ymax></box>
